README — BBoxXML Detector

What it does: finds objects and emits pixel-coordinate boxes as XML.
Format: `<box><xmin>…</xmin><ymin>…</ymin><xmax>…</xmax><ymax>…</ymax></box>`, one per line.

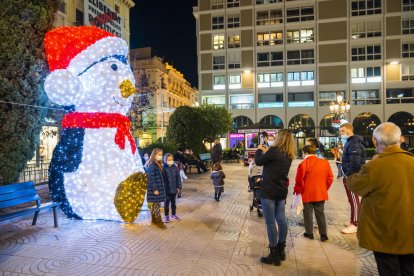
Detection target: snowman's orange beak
<box><xmin>119</xmin><ymin>79</ymin><xmax>136</xmax><ymax>98</ymax></box>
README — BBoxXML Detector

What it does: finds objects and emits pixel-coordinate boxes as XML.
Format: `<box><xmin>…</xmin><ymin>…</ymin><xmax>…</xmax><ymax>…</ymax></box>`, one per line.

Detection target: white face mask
<box><xmin>341</xmin><ymin>134</ymin><xmax>349</xmax><ymax>139</ymax></box>
<box><xmin>167</xmin><ymin>160</ymin><xmax>174</xmax><ymax>167</ymax></box>
<box><xmin>268</xmin><ymin>140</ymin><xmax>275</xmax><ymax>146</ymax></box>
<box><xmin>143</xmin><ymin>156</ymin><xmax>149</xmax><ymax>160</ymax></box>
<box><xmin>155</xmin><ymin>155</ymin><xmax>162</xmax><ymax>161</ymax></box>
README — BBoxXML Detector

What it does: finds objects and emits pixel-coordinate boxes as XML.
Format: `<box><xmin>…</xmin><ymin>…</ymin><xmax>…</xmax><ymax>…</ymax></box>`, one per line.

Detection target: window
<box><xmin>212</xmin><ymin>0</ymin><xmax>224</xmax><ymax>9</ymax></box>
<box><xmin>286</xmin><ymin>6</ymin><xmax>314</xmax><ymax>22</ymax></box>
<box><xmin>319</xmin><ymin>91</ymin><xmax>346</xmax><ymax>106</ymax></box>
<box><xmin>213</xmin><ymin>55</ymin><xmax>225</xmax><ymax>70</ymax></box>
<box><xmin>403</xmin><ymin>0</ymin><xmax>414</xmax><ymax>11</ymax></box>
<box><xmin>256</xmin><ymin>10</ymin><xmax>283</xmax><ymax>25</ymax></box>
<box><xmin>402</xmin><ymin>17</ymin><xmax>414</xmax><ymax>34</ymax></box>
<box><xmin>229</xmin><ymin>74</ymin><xmax>241</xmax><ymax>89</ymax></box>
<box><xmin>352</xmin><ymin>90</ymin><xmax>380</xmax><ymax>105</ymax></box>
<box><xmin>402</xmin><ymin>64</ymin><xmax>414</xmax><ymax>81</ymax></box>
<box><xmin>257</xmin><ymin>52</ymin><xmax>283</xmax><ymax>67</ymax></box>
<box><xmin>228</xmin><ymin>34</ymin><xmax>240</xmax><ymax>48</ymax></box>
<box><xmin>386</xmin><ymin>88</ymin><xmax>414</xmax><ymax>104</ymax></box>
<box><xmin>351</xmin><ymin>21</ymin><xmax>381</xmax><ymax>38</ymax></box>
<box><xmin>258</xmin><ymin>94</ymin><xmax>284</xmax><ymax>108</ymax></box>
<box><xmin>202</xmin><ymin>96</ymin><xmax>226</xmax><ymax>107</ymax></box>
<box><xmin>228</xmin><ymin>14</ymin><xmax>240</xmax><ymax>28</ymax></box>
<box><xmin>230</xmin><ymin>95</ymin><xmax>254</xmax><ymax>109</ymax></box>
<box><xmin>213</xmin><ymin>75</ymin><xmax>225</xmax><ymax>90</ymax></box>
<box><xmin>257</xmin><ymin>73</ymin><xmax>284</xmax><ymax>87</ymax></box>
<box><xmin>75</xmin><ymin>9</ymin><xmax>84</xmax><ymax>25</ymax></box>
<box><xmin>228</xmin><ymin>53</ymin><xmax>241</xmax><ymax>69</ymax></box>
<box><xmin>256</xmin><ymin>0</ymin><xmax>281</xmax><ymax>4</ymax></box>
<box><xmin>213</xmin><ymin>35</ymin><xmax>225</xmax><ymax>50</ymax></box>
<box><xmin>287</xmin><ymin>71</ymin><xmax>314</xmax><ymax>86</ymax></box>
<box><xmin>286</xmin><ymin>29</ymin><xmax>314</xmax><ymax>44</ymax></box>
<box><xmin>351</xmin><ymin>67</ymin><xmax>381</xmax><ymax>83</ymax></box>
<box><xmin>58</xmin><ymin>1</ymin><xmax>67</xmax><ymax>13</ymax></box>
<box><xmin>402</xmin><ymin>43</ymin><xmax>414</xmax><ymax>58</ymax></box>
<box><xmin>212</xmin><ymin>16</ymin><xmax>224</xmax><ymax>29</ymax></box>
<box><xmin>351</xmin><ymin>0</ymin><xmax>382</xmax><ymax>16</ymax></box>
<box><xmin>257</xmin><ymin>31</ymin><xmax>283</xmax><ymax>46</ymax></box>
<box><xmin>351</xmin><ymin>45</ymin><xmax>381</xmax><ymax>61</ymax></box>
<box><xmin>287</xmin><ymin>49</ymin><xmax>314</xmax><ymax>65</ymax></box>
<box><xmin>115</xmin><ymin>4</ymin><xmax>120</xmax><ymax>13</ymax></box>
<box><xmin>227</xmin><ymin>0</ymin><xmax>239</xmax><ymax>8</ymax></box>
<box><xmin>288</xmin><ymin>92</ymin><xmax>314</xmax><ymax>107</ymax></box>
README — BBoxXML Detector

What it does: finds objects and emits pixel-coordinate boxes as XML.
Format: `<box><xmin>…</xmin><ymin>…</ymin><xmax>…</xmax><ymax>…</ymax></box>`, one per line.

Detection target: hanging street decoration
<box><xmin>44</xmin><ymin>26</ymin><xmax>146</xmax><ymax>222</ymax></box>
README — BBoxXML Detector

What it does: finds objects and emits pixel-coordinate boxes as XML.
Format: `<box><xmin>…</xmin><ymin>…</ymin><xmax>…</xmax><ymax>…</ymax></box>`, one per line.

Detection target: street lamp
<box><xmin>329</xmin><ymin>92</ymin><xmax>351</xmax><ymax>119</ymax></box>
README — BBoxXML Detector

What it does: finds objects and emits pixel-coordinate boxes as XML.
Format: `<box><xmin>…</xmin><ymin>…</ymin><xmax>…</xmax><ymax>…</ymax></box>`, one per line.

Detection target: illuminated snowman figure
<box><xmin>44</xmin><ymin>26</ymin><xmax>146</xmax><ymax>222</ymax></box>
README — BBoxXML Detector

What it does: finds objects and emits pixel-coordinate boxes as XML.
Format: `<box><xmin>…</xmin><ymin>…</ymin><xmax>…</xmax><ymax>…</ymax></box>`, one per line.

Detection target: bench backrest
<box><xmin>0</xmin><ymin>182</ymin><xmax>40</xmax><ymax>209</ymax></box>
<box><xmin>199</xmin><ymin>153</ymin><xmax>212</xmax><ymax>161</ymax></box>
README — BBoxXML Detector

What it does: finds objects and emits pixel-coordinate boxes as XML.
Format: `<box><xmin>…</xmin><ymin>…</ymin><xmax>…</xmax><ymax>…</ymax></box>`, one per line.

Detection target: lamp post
<box><xmin>329</xmin><ymin>92</ymin><xmax>351</xmax><ymax>120</ymax></box>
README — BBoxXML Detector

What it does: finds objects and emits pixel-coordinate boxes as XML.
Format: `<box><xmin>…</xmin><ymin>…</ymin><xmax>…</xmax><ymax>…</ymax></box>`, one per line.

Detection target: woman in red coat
<box><xmin>294</xmin><ymin>145</ymin><xmax>334</xmax><ymax>241</ymax></box>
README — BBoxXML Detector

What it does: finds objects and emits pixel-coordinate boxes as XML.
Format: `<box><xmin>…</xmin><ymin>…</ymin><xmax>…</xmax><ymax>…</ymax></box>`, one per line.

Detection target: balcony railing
<box><xmin>19</xmin><ymin>160</ymin><xmax>50</xmax><ymax>185</ymax></box>
<box><xmin>351</xmin><ymin>98</ymin><xmax>381</xmax><ymax>105</ymax></box>
<box><xmin>230</xmin><ymin>103</ymin><xmax>254</xmax><ymax>109</ymax></box>
<box><xmin>386</xmin><ymin>97</ymin><xmax>414</xmax><ymax>104</ymax></box>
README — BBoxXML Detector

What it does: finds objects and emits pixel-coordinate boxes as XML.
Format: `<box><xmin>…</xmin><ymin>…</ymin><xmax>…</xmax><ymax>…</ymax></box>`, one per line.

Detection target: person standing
<box><xmin>340</xmin><ymin>123</ymin><xmax>366</xmax><ymax>234</ymax></box>
<box><xmin>331</xmin><ymin>142</ymin><xmax>344</xmax><ymax>178</ymax></box>
<box><xmin>348</xmin><ymin>122</ymin><xmax>414</xmax><ymax>276</ymax></box>
<box><xmin>400</xmin><ymin>136</ymin><xmax>409</xmax><ymax>151</ymax></box>
<box><xmin>211</xmin><ymin>139</ymin><xmax>223</xmax><ymax>164</ymax></box>
<box><xmin>255</xmin><ymin>129</ymin><xmax>296</xmax><ymax>266</ymax></box>
<box><xmin>210</xmin><ymin>163</ymin><xmax>225</xmax><ymax>202</ymax></box>
<box><xmin>294</xmin><ymin>145</ymin><xmax>333</xmax><ymax>242</ymax></box>
<box><xmin>145</xmin><ymin>148</ymin><xmax>167</xmax><ymax>229</ymax></box>
<box><xmin>163</xmin><ymin>153</ymin><xmax>182</xmax><ymax>223</ymax></box>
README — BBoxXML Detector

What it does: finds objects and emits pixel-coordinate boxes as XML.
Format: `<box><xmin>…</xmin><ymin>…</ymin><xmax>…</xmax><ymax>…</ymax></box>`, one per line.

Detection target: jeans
<box><xmin>336</xmin><ymin>162</ymin><xmax>343</xmax><ymax>177</ymax></box>
<box><xmin>374</xmin><ymin>252</ymin><xmax>414</xmax><ymax>276</ymax></box>
<box><xmin>164</xmin><ymin>194</ymin><xmax>176</xmax><ymax>216</ymax></box>
<box><xmin>261</xmin><ymin>198</ymin><xmax>288</xmax><ymax>247</ymax></box>
<box><xmin>303</xmin><ymin>201</ymin><xmax>327</xmax><ymax>236</ymax></box>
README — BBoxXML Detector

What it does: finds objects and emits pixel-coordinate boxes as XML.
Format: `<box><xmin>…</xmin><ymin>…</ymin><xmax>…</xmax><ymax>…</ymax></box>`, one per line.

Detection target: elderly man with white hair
<box><xmin>348</xmin><ymin>122</ymin><xmax>414</xmax><ymax>276</ymax></box>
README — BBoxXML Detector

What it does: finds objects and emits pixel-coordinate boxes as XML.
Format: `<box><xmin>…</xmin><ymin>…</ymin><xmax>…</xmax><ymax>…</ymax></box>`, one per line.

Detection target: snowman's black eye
<box><xmin>111</xmin><ymin>64</ymin><xmax>118</xmax><ymax>71</ymax></box>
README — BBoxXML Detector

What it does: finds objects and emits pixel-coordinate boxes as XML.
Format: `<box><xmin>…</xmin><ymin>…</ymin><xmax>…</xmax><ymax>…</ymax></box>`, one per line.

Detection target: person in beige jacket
<box><xmin>348</xmin><ymin>122</ymin><xmax>414</xmax><ymax>276</ymax></box>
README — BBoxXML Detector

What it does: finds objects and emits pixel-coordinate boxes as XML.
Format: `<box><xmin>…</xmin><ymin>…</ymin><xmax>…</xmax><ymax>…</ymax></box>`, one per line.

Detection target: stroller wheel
<box><xmin>258</xmin><ymin>210</ymin><xmax>263</xmax><ymax>218</ymax></box>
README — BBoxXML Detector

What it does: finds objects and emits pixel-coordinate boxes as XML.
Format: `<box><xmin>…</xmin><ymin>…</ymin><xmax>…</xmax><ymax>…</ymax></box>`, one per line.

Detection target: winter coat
<box><xmin>294</xmin><ymin>156</ymin><xmax>333</xmax><ymax>203</ymax></box>
<box><xmin>211</xmin><ymin>170</ymin><xmax>225</xmax><ymax>193</ymax></box>
<box><xmin>146</xmin><ymin>162</ymin><xmax>166</xmax><ymax>202</ymax></box>
<box><xmin>342</xmin><ymin>135</ymin><xmax>366</xmax><ymax>177</ymax></box>
<box><xmin>163</xmin><ymin>164</ymin><xmax>182</xmax><ymax>195</ymax></box>
<box><xmin>211</xmin><ymin>143</ymin><xmax>223</xmax><ymax>163</ymax></box>
<box><xmin>348</xmin><ymin>146</ymin><xmax>414</xmax><ymax>254</ymax></box>
<box><xmin>255</xmin><ymin>147</ymin><xmax>292</xmax><ymax>201</ymax></box>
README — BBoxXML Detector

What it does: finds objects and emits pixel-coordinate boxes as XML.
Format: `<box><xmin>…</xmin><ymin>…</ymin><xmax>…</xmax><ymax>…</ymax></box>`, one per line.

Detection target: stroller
<box><xmin>249</xmin><ymin>175</ymin><xmax>263</xmax><ymax>218</ymax></box>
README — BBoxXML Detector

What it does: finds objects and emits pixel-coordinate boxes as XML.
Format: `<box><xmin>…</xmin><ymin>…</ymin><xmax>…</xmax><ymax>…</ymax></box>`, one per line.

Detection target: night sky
<box><xmin>130</xmin><ymin>0</ymin><xmax>199</xmax><ymax>88</ymax></box>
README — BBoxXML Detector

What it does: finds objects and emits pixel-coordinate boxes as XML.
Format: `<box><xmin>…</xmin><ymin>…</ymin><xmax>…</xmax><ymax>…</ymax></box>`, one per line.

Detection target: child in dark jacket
<box><xmin>211</xmin><ymin>163</ymin><xmax>225</xmax><ymax>202</ymax></box>
<box><xmin>163</xmin><ymin>153</ymin><xmax>182</xmax><ymax>223</ymax></box>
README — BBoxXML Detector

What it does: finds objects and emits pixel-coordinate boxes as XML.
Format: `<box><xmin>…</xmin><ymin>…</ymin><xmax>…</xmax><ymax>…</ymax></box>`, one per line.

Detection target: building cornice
<box><xmin>121</xmin><ymin>0</ymin><xmax>135</xmax><ymax>8</ymax></box>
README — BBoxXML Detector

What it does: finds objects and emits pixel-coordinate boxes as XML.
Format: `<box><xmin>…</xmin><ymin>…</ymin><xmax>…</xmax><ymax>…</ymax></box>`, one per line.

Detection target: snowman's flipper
<box><xmin>114</xmin><ymin>172</ymin><xmax>147</xmax><ymax>223</ymax></box>
<box><xmin>49</xmin><ymin>128</ymin><xmax>84</xmax><ymax>219</ymax></box>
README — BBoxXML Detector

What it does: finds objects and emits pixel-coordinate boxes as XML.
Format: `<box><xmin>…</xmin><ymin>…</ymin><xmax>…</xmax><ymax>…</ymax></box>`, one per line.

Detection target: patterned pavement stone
<box><xmin>0</xmin><ymin>160</ymin><xmax>379</xmax><ymax>275</ymax></box>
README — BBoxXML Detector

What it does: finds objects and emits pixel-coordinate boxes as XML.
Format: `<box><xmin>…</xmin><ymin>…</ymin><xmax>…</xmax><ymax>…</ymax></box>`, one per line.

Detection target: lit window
<box><xmin>351</xmin><ymin>67</ymin><xmax>381</xmax><ymax>83</ymax></box>
<box><xmin>213</xmin><ymin>55</ymin><xmax>225</xmax><ymax>70</ymax></box>
<box><xmin>228</xmin><ymin>33</ymin><xmax>240</xmax><ymax>48</ymax></box>
<box><xmin>228</xmin><ymin>14</ymin><xmax>240</xmax><ymax>28</ymax></box>
<box><xmin>286</xmin><ymin>6</ymin><xmax>314</xmax><ymax>22</ymax></box>
<box><xmin>257</xmin><ymin>31</ymin><xmax>283</xmax><ymax>46</ymax></box>
<box><xmin>351</xmin><ymin>45</ymin><xmax>381</xmax><ymax>61</ymax></box>
<box><xmin>351</xmin><ymin>21</ymin><xmax>381</xmax><ymax>38</ymax></box>
<box><xmin>213</xmin><ymin>35</ymin><xmax>225</xmax><ymax>50</ymax></box>
<box><xmin>386</xmin><ymin>88</ymin><xmax>414</xmax><ymax>104</ymax></box>
<box><xmin>202</xmin><ymin>96</ymin><xmax>226</xmax><ymax>106</ymax></box>
<box><xmin>257</xmin><ymin>51</ymin><xmax>283</xmax><ymax>67</ymax></box>
<box><xmin>287</xmin><ymin>71</ymin><xmax>314</xmax><ymax>86</ymax></box>
<box><xmin>402</xmin><ymin>17</ymin><xmax>414</xmax><ymax>35</ymax></box>
<box><xmin>230</xmin><ymin>95</ymin><xmax>254</xmax><ymax>109</ymax></box>
<box><xmin>402</xmin><ymin>64</ymin><xmax>414</xmax><ymax>81</ymax></box>
<box><xmin>228</xmin><ymin>52</ymin><xmax>241</xmax><ymax>69</ymax></box>
<box><xmin>213</xmin><ymin>75</ymin><xmax>225</xmax><ymax>90</ymax></box>
<box><xmin>288</xmin><ymin>92</ymin><xmax>314</xmax><ymax>107</ymax></box>
<box><xmin>256</xmin><ymin>0</ymin><xmax>281</xmax><ymax>4</ymax></box>
<box><xmin>229</xmin><ymin>74</ymin><xmax>241</xmax><ymax>89</ymax></box>
<box><xmin>352</xmin><ymin>90</ymin><xmax>380</xmax><ymax>105</ymax></box>
<box><xmin>402</xmin><ymin>43</ymin><xmax>414</xmax><ymax>58</ymax></box>
<box><xmin>257</xmin><ymin>73</ymin><xmax>283</xmax><ymax>87</ymax></box>
<box><xmin>286</xmin><ymin>29</ymin><xmax>314</xmax><ymax>44</ymax></box>
<box><xmin>287</xmin><ymin>49</ymin><xmax>314</xmax><ymax>65</ymax></box>
<box><xmin>351</xmin><ymin>0</ymin><xmax>382</xmax><ymax>16</ymax></box>
<box><xmin>402</xmin><ymin>0</ymin><xmax>414</xmax><ymax>11</ymax></box>
<box><xmin>212</xmin><ymin>0</ymin><xmax>224</xmax><ymax>9</ymax></box>
<box><xmin>366</xmin><ymin>66</ymin><xmax>381</xmax><ymax>82</ymax></box>
<box><xmin>256</xmin><ymin>9</ymin><xmax>283</xmax><ymax>25</ymax></box>
<box><xmin>212</xmin><ymin>16</ymin><xmax>224</xmax><ymax>30</ymax></box>
<box><xmin>319</xmin><ymin>91</ymin><xmax>346</xmax><ymax>106</ymax></box>
<box><xmin>227</xmin><ymin>0</ymin><xmax>239</xmax><ymax>8</ymax></box>
<box><xmin>258</xmin><ymin>94</ymin><xmax>284</xmax><ymax>108</ymax></box>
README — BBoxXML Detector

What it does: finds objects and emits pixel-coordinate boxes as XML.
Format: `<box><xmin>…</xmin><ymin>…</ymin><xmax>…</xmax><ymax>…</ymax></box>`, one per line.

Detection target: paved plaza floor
<box><xmin>0</xmin><ymin>160</ymin><xmax>379</xmax><ymax>275</ymax></box>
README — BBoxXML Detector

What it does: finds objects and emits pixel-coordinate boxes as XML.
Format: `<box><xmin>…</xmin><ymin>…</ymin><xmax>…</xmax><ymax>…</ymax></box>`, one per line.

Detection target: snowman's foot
<box><xmin>114</xmin><ymin>172</ymin><xmax>147</xmax><ymax>223</ymax></box>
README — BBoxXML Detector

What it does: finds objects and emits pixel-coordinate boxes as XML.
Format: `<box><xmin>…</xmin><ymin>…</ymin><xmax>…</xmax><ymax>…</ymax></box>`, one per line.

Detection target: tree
<box><xmin>0</xmin><ymin>0</ymin><xmax>59</xmax><ymax>184</ymax></box>
<box><xmin>198</xmin><ymin>104</ymin><xmax>233</xmax><ymax>145</ymax></box>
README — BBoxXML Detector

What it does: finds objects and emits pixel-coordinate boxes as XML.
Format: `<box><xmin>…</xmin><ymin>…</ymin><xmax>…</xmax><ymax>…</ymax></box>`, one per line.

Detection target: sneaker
<box><xmin>341</xmin><ymin>224</ymin><xmax>357</xmax><ymax>234</ymax></box>
<box><xmin>303</xmin><ymin>233</ymin><xmax>314</xmax><ymax>240</ymax></box>
<box><xmin>164</xmin><ymin>215</ymin><xmax>170</xmax><ymax>223</ymax></box>
<box><xmin>320</xmin><ymin>235</ymin><xmax>329</xmax><ymax>242</ymax></box>
<box><xmin>171</xmin><ymin>215</ymin><xmax>181</xmax><ymax>221</ymax></box>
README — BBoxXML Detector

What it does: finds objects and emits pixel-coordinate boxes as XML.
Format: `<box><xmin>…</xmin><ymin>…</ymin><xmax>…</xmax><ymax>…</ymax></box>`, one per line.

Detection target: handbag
<box><xmin>290</xmin><ymin>194</ymin><xmax>303</xmax><ymax>216</ymax></box>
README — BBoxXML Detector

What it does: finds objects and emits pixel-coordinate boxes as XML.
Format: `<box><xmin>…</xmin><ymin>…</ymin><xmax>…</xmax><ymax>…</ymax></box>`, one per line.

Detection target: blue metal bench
<box><xmin>0</xmin><ymin>181</ymin><xmax>59</xmax><ymax>227</ymax></box>
<box><xmin>199</xmin><ymin>153</ymin><xmax>212</xmax><ymax>167</ymax></box>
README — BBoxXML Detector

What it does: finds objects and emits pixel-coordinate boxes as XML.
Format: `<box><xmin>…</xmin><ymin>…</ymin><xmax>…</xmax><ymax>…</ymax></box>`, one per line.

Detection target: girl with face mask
<box><xmin>145</xmin><ymin>148</ymin><xmax>167</xmax><ymax>229</ymax></box>
<box><xmin>162</xmin><ymin>154</ymin><xmax>183</xmax><ymax>223</ymax></box>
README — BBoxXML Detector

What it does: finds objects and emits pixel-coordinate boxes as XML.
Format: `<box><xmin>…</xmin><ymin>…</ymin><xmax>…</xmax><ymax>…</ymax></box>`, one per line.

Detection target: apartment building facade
<box><xmin>193</xmin><ymin>0</ymin><xmax>414</xmax><ymax>146</ymax></box>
